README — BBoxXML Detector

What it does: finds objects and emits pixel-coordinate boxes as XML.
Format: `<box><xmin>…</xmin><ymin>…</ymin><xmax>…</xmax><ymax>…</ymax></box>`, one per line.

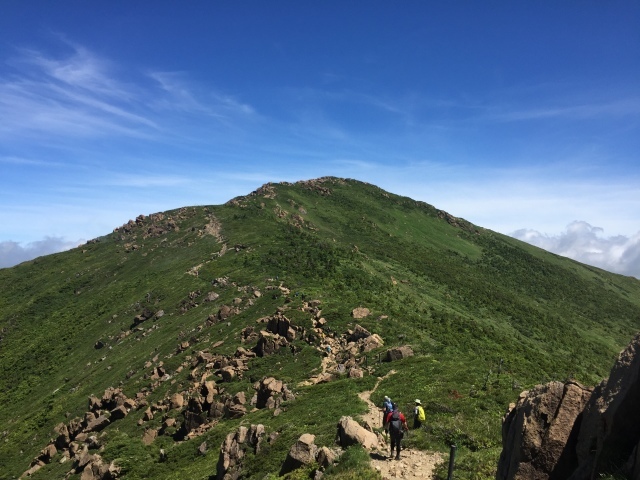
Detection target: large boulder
<box><xmin>497</xmin><ymin>381</ymin><xmax>592</xmax><ymax>480</ymax></box>
<box><xmin>336</xmin><ymin>416</ymin><xmax>378</xmax><ymax>450</ymax></box>
<box><xmin>570</xmin><ymin>332</ymin><xmax>640</xmax><ymax>479</ymax></box>
<box><xmin>280</xmin><ymin>433</ymin><xmax>318</xmax><ymax>475</ymax></box>
<box><xmin>498</xmin><ymin>332</ymin><xmax>640</xmax><ymax>480</ymax></box>
<box><xmin>386</xmin><ymin>346</ymin><xmax>414</xmax><ymax>362</ymax></box>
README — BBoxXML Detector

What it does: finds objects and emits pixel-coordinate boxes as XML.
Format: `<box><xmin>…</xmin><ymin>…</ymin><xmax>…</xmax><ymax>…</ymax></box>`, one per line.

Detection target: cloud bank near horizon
<box><xmin>0</xmin><ymin>237</ymin><xmax>83</xmax><ymax>268</ymax></box>
<box><xmin>512</xmin><ymin>221</ymin><xmax>640</xmax><ymax>279</ymax></box>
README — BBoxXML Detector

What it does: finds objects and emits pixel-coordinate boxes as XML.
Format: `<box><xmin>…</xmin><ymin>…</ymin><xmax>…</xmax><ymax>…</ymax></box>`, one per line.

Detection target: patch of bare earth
<box><xmin>359</xmin><ymin>371</ymin><xmax>444</xmax><ymax>479</ymax></box>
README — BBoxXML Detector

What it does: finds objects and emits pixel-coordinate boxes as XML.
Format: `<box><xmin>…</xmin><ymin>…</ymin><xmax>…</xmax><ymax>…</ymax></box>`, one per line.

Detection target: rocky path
<box><xmin>359</xmin><ymin>371</ymin><xmax>443</xmax><ymax>479</ymax></box>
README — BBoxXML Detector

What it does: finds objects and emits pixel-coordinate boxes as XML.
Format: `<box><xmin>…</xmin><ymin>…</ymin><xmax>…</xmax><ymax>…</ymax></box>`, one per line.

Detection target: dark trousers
<box><xmin>414</xmin><ymin>418</ymin><xmax>422</xmax><ymax>429</ymax></box>
<box><xmin>390</xmin><ymin>432</ymin><xmax>403</xmax><ymax>457</ymax></box>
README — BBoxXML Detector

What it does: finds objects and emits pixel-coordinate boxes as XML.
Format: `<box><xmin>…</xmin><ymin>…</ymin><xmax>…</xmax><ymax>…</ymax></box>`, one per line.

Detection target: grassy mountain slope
<box><xmin>1</xmin><ymin>177</ymin><xmax>639</xmax><ymax>479</ymax></box>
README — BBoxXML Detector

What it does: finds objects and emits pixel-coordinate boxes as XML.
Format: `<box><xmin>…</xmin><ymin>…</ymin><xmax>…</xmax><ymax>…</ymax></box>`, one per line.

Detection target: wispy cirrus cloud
<box><xmin>0</xmin><ymin>42</ymin><xmax>258</xmax><ymax>145</ymax></box>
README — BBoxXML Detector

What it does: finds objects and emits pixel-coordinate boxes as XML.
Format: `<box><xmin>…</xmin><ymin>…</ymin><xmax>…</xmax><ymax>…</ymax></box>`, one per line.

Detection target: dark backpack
<box><xmin>389</xmin><ymin>411</ymin><xmax>403</xmax><ymax>435</ymax></box>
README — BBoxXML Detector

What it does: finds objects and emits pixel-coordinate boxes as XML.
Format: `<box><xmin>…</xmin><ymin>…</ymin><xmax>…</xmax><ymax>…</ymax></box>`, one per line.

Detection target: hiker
<box><xmin>413</xmin><ymin>399</ymin><xmax>425</xmax><ymax>429</ymax></box>
<box><xmin>385</xmin><ymin>402</ymin><xmax>408</xmax><ymax>460</ymax></box>
<box><xmin>381</xmin><ymin>395</ymin><xmax>393</xmax><ymax>429</ymax></box>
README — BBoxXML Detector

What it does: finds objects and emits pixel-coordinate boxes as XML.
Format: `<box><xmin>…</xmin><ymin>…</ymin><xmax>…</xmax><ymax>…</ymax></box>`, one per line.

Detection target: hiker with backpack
<box><xmin>413</xmin><ymin>399</ymin><xmax>425</xmax><ymax>429</ymax></box>
<box><xmin>385</xmin><ymin>402</ymin><xmax>408</xmax><ymax>460</ymax></box>
<box><xmin>381</xmin><ymin>395</ymin><xmax>393</xmax><ymax>429</ymax></box>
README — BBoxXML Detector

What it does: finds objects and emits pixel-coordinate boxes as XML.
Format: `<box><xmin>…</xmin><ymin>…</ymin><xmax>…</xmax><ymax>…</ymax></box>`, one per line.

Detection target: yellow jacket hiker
<box><xmin>414</xmin><ymin>399</ymin><xmax>425</xmax><ymax>429</ymax></box>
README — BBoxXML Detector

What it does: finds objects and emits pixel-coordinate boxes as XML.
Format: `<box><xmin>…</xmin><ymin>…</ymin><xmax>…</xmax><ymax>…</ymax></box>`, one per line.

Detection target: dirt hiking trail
<box><xmin>359</xmin><ymin>371</ymin><xmax>444</xmax><ymax>479</ymax></box>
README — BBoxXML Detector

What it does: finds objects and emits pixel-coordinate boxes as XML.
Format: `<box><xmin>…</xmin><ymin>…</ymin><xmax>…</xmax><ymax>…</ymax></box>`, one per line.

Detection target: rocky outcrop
<box><xmin>498</xmin><ymin>332</ymin><xmax>640</xmax><ymax>480</ymax></box>
<box><xmin>253</xmin><ymin>330</ymin><xmax>288</xmax><ymax>357</ymax></box>
<box><xmin>497</xmin><ymin>381</ymin><xmax>592</xmax><ymax>480</ymax></box>
<box><xmin>266</xmin><ymin>313</ymin><xmax>297</xmax><ymax>342</ymax></box>
<box><xmin>570</xmin><ymin>331</ymin><xmax>640</xmax><ymax>479</ymax></box>
<box><xmin>252</xmin><ymin>377</ymin><xmax>295</xmax><ymax>410</ymax></box>
<box><xmin>21</xmin><ymin>386</ymin><xmax>137</xmax><ymax>478</ymax></box>
<box><xmin>216</xmin><ymin>424</ymin><xmax>266</xmax><ymax>480</ymax></box>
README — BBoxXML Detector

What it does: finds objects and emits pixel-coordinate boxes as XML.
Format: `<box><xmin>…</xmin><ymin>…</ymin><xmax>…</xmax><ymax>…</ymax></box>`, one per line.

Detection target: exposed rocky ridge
<box><xmin>498</xmin><ymin>332</ymin><xmax>640</xmax><ymax>480</ymax></box>
<box><xmin>22</xmin><ymin>273</ymin><xmax>392</xmax><ymax>478</ymax></box>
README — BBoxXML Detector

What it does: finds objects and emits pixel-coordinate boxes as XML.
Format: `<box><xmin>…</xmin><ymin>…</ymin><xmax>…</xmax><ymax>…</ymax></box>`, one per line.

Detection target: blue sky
<box><xmin>1</xmin><ymin>2</ymin><xmax>639</xmax><ymax>276</ymax></box>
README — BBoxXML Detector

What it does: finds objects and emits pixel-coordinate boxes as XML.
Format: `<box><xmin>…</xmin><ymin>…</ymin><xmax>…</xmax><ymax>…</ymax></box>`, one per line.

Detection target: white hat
<box><xmin>415</xmin><ymin>399</ymin><xmax>421</xmax><ymax>404</ymax></box>
<box><xmin>384</xmin><ymin>396</ymin><xmax>390</xmax><ymax>401</ymax></box>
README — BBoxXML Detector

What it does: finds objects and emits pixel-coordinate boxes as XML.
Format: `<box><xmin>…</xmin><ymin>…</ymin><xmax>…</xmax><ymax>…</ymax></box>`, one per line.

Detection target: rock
<box><xmin>109</xmin><ymin>405</ymin><xmax>128</xmax><ymax>421</ymax></box>
<box><xmin>36</xmin><ymin>443</ymin><xmax>57</xmax><ymax>464</ymax></box>
<box><xmin>351</xmin><ymin>307</ymin><xmax>370</xmax><ymax>319</ymax></box>
<box><xmin>85</xmin><ymin>415</ymin><xmax>110</xmax><ymax>433</ymax></box>
<box><xmin>54</xmin><ymin>422</ymin><xmax>71</xmax><ymax>450</ymax></box>
<box><xmin>88</xmin><ymin>395</ymin><xmax>101</xmax><ymax>412</ymax></box>
<box><xmin>360</xmin><ymin>333</ymin><xmax>384</xmax><ymax>353</ymax></box>
<box><xmin>217</xmin><ymin>305</ymin><xmax>235</xmax><ymax>320</ymax></box>
<box><xmin>79</xmin><ymin>455</ymin><xmax>120</xmax><ymax>480</ymax></box>
<box><xmin>280</xmin><ymin>433</ymin><xmax>318</xmax><ymax>475</ymax></box>
<box><xmin>216</xmin><ymin>424</ymin><xmax>265</xmax><ymax>480</ymax></box>
<box><xmin>316</xmin><ymin>446</ymin><xmax>338</xmax><ymax>468</ymax></box>
<box><xmin>254</xmin><ymin>377</ymin><xmax>292</xmax><ymax>410</ymax></box>
<box><xmin>198</xmin><ymin>441</ymin><xmax>207</xmax><ymax>456</ymax></box>
<box><xmin>202</xmin><ymin>380</ymin><xmax>218</xmax><ymax>404</ymax></box>
<box><xmin>225</xmin><ymin>403</ymin><xmax>247</xmax><ymax>419</ymax></box>
<box><xmin>497</xmin><ymin>381</ymin><xmax>592</xmax><ymax>480</ymax></box>
<box><xmin>143</xmin><ymin>407</ymin><xmax>153</xmax><ymax>421</ymax></box>
<box><xmin>233</xmin><ymin>392</ymin><xmax>246</xmax><ymax>405</ymax></box>
<box><xmin>219</xmin><ymin>366</ymin><xmax>236</xmax><ymax>382</ymax></box>
<box><xmin>142</xmin><ymin>428</ymin><xmax>157</xmax><ymax>446</ymax></box>
<box><xmin>348</xmin><ymin>367</ymin><xmax>364</xmax><ymax>378</ymax></box>
<box><xmin>336</xmin><ymin>416</ymin><xmax>378</xmax><ymax>450</ymax></box>
<box><xmin>498</xmin><ymin>332</ymin><xmax>640</xmax><ymax>480</ymax></box>
<box><xmin>205</xmin><ymin>291</ymin><xmax>219</xmax><ymax>302</ymax></box>
<box><xmin>267</xmin><ymin>315</ymin><xmax>296</xmax><ymax>341</ymax></box>
<box><xmin>170</xmin><ymin>393</ymin><xmax>184</xmax><ymax>410</ymax></box>
<box><xmin>348</xmin><ymin>324</ymin><xmax>372</xmax><ymax>342</ymax></box>
<box><xmin>385</xmin><ymin>346</ymin><xmax>414</xmax><ymax>362</ymax></box>
<box><xmin>571</xmin><ymin>332</ymin><xmax>640</xmax><ymax>479</ymax></box>
<box><xmin>253</xmin><ymin>330</ymin><xmax>288</xmax><ymax>357</ymax></box>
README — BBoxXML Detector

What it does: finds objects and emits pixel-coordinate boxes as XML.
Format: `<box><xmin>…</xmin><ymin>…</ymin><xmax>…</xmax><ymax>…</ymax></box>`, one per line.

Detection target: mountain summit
<box><xmin>1</xmin><ymin>177</ymin><xmax>639</xmax><ymax>479</ymax></box>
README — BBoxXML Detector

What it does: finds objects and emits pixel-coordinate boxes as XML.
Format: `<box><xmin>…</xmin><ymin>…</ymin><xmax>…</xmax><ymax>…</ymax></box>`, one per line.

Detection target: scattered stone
<box><xmin>351</xmin><ymin>307</ymin><xmax>370</xmax><ymax>319</ymax></box>
<box><xmin>198</xmin><ymin>441</ymin><xmax>208</xmax><ymax>456</ymax></box>
<box><xmin>170</xmin><ymin>393</ymin><xmax>184</xmax><ymax>410</ymax></box>
<box><xmin>385</xmin><ymin>346</ymin><xmax>414</xmax><ymax>362</ymax></box>
<box><xmin>142</xmin><ymin>428</ymin><xmax>157</xmax><ymax>446</ymax></box>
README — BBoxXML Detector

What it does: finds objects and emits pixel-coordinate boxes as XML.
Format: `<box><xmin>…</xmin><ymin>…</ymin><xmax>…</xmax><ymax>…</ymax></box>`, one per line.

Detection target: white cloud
<box><xmin>512</xmin><ymin>221</ymin><xmax>640</xmax><ymax>278</ymax></box>
<box><xmin>0</xmin><ymin>237</ymin><xmax>83</xmax><ymax>269</ymax></box>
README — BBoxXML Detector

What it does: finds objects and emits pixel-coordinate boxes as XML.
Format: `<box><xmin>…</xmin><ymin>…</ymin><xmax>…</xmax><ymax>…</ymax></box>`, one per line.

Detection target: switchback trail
<box><xmin>359</xmin><ymin>371</ymin><xmax>443</xmax><ymax>479</ymax></box>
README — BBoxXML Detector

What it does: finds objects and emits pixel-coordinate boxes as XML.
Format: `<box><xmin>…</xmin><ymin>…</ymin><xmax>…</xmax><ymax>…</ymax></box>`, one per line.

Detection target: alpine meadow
<box><xmin>1</xmin><ymin>177</ymin><xmax>639</xmax><ymax>480</ymax></box>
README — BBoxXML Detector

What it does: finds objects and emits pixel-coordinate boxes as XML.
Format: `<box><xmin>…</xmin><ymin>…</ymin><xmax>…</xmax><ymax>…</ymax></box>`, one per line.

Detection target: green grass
<box><xmin>1</xmin><ymin>177</ymin><xmax>639</xmax><ymax>479</ymax></box>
